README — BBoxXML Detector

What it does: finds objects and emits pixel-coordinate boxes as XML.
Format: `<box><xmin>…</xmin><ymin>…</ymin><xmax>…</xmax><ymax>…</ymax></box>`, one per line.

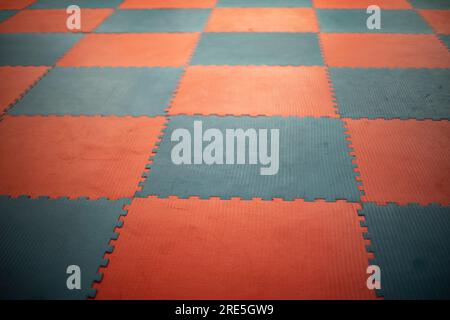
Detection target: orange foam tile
<box><xmin>313</xmin><ymin>0</ymin><xmax>411</xmax><ymax>9</ymax></box>
<box><xmin>0</xmin><ymin>9</ymin><xmax>113</xmax><ymax>33</ymax></box>
<box><xmin>57</xmin><ymin>33</ymin><xmax>199</xmax><ymax>67</ymax></box>
<box><xmin>320</xmin><ymin>34</ymin><xmax>450</xmax><ymax>68</ymax></box>
<box><xmin>0</xmin><ymin>0</ymin><xmax>35</xmax><ymax>10</ymax></box>
<box><xmin>120</xmin><ymin>0</ymin><xmax>216</xmax><ymax>8</ymax></box>
<box><xmin>0</xmin><ymin>116</ymin><xmax>165</xmax><ymax>199</ymax></box>
<box><xmin>206</xmin><ymin>8</ymin><xmax>318</xmax><ymax>32</ymax></box>
<box><xmin>346</xmin><ymin>119</ymin><xmax>450</xmax><ymax>205</ymax></box>
<box><xmin>418</xmin><ymin>10</ymin><xmax>450</xmax><ymax>35</ymax></box>
<box><xmin>95</xmin><ymin>197</ymin><xmax>374</xmax><ymax>300</ymax></box>
<box><xmin>0</xmin><ymin>66</ymin><xmax>48</xmax><ymax>114</ymax></box>
<box><xmin>170</xmin><ymin>66</ymin><xmax>337</xmax><ymax>117</ymax></box>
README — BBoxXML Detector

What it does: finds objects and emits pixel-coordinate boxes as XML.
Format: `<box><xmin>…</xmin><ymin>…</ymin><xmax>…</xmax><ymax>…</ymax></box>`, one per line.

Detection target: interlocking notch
<box><xmin>168</xmin><ymin>66</ymin><xmax>338</xmax><ymax>117</ymax></box>
<box><xmin>94</xmin><ymin>196</ymin><xmax>375</xmax><ymax>300</ymax></box>
<box><xmin>357</xmin><ymin>202</ymin><xmax>450</xmax><ymax>300</ymax></box>
<box><xmin>135</xmin><ymin>115</ymin><xmax>362</xmax><ymax>202</ymax></box>
<box><xmin>135</xmin><ymin>118</ymin><xmax>170</xmax><ymax>194</ymax></box>
<box><xmin>357</xmin><ymin>204</ymin><xmax>383</xmax><ymax>299</ymax></box>
<box><xmin>0</xmin><ymin>195</ymin><xmax>130</xmax><ymax>299</ymax></box>
<box><xmin>0</xmin><ymin>66</ymin><xmax>49</xmax><ymax>119</ymax></box>
<box><xmin>345</xmin><ymin>119</ymin><xmax>450</xmax><ymax>206</ymax></box>
<box><xmin>0</xmin><ymin>0</ymin><xmax>449</xmax><ymax>301</ymax></box>
<box><xmin>0</xmin><ymin>115</ymin><xmax>167</xmax><ymax>200</ymax></box>
<box><xmin>90</xmin><ymin>202</ymin><xmax>130</xmax><ymax>298</ymax></box>
<box><xmin>342</xmin><ymin>120</ymin><xmax>366</xmax><ymax>201</ymax></box>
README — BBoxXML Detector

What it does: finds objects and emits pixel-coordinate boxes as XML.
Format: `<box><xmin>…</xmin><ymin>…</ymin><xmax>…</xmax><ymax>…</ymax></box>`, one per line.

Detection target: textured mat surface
<box><xmin>1</xmin><ymin>0</ymin><xmax>449</xmax><ymax>301</ymax></box>
<box><xmin>0</xmin><ymin>34</ymin><xmax>82</xmax><ymax>66</ymax></box>
<box><xmin>119</xmin><ymin>0</ymin><xmax>217</xmax><ymax>9</ymax></box>
<box><xmin>313</xmin><ymin>0</ymin><xmax>412</xmax><ymax>9</ymax></box>
<box><xmin>0</xmin><ymin>9</ymin><xmax>113</xmax><ymax>33</ymax></box>
<box><xmin>138</xmin><ymin>116</ymin><xmax>361</xmax><ymax>201</ymax></box>
<box><xmin>0</xmin><ymin>66</ymin><xmax>48</xmax><ymax>114</ymax></box>
<box><xmin>440</xmin><ymin>34</ymin><xmax>450</xmax><ymax>48</ymax></box>
<box><xmin>10</xmin><ymin>67</ymin><xmax>182</xmax><ymax>116</ymax></box>
<box><xmin>321</xmin><ymin>33</ymin><xmax>450</xmax><ymax>68</ymax></box>
<box><xmin>0</xmin><ymin>196</ymin><xmax>128</xmax><ymax>299</ymax></box>
<box><xmin>30</xmin><ymin>0</ymin><xmax>123</xmax><ymax>9</ymax></box>
<box><xmin>218</xmin><ymin>0</ymin><xmax>312</xmax><ymax>7</ymax></box>
<box><xmin>0</xmin><ymin>10</ymin><xmax>16</xmax><ymax>22</ymax></box>
<box><xmin>331</xmin><ymin>68</ymin><xmax>450</xmax><ymax>119</ymax></box>
<box><xmin>346</xmin><ymin>119</ymin><xmax>450</xmax><ymax>205</ymax></box>
<box><xmin>170</xmin><ymin>66</ymin><xmax>336</xmax><ymax>117</ymax></box>
<box><xmin>360</xmin><ymin>203</ymin><xmax>450</xmax><ymax>299</ymax></box>
<box><xmin>0</xmin><ymin>0</ymin><xmax>35</xmax><ymax>10</ymax></box>
<box><xmin>418</xmin><ymin>9</ymin><xmax>450</xmax><ymax>34</ymax></box>
<box><xmin>0</xmin><ymin>116</ymin><xmax>165</xmax><ymax>199</ymax></box>
<box><xmin>206</xmin><ymin>8</ymin><xmax>318</xmax><ymax>32</ymax></box>
<box><xmin>409</xmin><ymin>0</ymin><xmax>450</xmax><ymax>9</ymax></box>
<box><xmin>191</xmin><ymin>32</ymin><xmax>322</xmax><ymax>65</ymax></box>
<box><xmin>95</xmin><ymin>197</ymin><xmax>374</xmax><ymax>299</ymax></box>
<box><xmin>96</xmin><ymin>9</ymin><xmax>210</xmax><ymax>32</ymax></box>
<box><xmin>317</xmin><ymin>9</ymin><xmax>432</xmax><ymax>33</ymax></box>
<box><xmin>58</xmin><ymin>33</ymin><xmax>199</xmax><ymax>67</ymax></box>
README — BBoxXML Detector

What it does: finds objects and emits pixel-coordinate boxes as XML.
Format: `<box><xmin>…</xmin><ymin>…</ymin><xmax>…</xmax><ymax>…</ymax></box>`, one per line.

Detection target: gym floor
<box><xmin>0</xmin><ymin>0</ymin><xmax>449</xmax><ymax>300</ymax></box>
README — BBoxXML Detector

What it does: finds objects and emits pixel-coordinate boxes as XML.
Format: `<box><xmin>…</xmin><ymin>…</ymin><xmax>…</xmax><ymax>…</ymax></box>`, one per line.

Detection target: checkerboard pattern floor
<box><xmin>0</xmin><ymin>0</ymin><xmax>449</xmax><ymax>300</ymax></box>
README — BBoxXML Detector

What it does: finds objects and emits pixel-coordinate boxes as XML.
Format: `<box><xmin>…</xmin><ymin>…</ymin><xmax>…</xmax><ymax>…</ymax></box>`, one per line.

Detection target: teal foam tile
<box><xmin>0</xmin><ymin>34</ymin><xmax>82</xmax><ymax>66</ymax></box>
<box><xmin>360</xmin><ymin>203</ymin><xmax>450</xmax><ymax>299</ymax></box>
<box><xmin>191</xmin><ymin>32</ymin><xmax>323</xmax><ymax>65</ymax></box>
<box><xmin>96</xmin><ymin>9</ymin><xmax>211</xmax><ymax>32</ymax></box>
<box><xmin>409</xmin><ymin>0</ymin><xmax>450</xmax><ymax>9</ymax></box>
<box><xmin>137</xmin><ymin>116</ymin><xmax>361</xmax><ymax>201</ymax></box>
<box><xmin>9</xmin><ymin>67</ymin><xmax>183</xmax><ymax>116</ymax></box>
<box><xmin>330</xmin><ymin>68</ymin><xmax>450</xmax><ymax>120</ymax></box>
<box><xmin>317</xmin><ymin>9</ymin><xmax>433</xmax><ymax>33</ymax></box>
<box><xmin>0</xmin><ymin>197</ymin><xmax>129</xmax><ymax>299</ymax></box>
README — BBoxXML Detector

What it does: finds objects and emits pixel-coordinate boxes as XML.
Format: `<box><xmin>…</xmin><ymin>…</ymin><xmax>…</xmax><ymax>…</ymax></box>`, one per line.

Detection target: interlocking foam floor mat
<box><xmin>191</xmin><ymin>32</ymin><xmax>323</xmax><ymax>65</ymax></box>
<box><xmin>0</xmin><ymin>196</ymin><xmax>129</xmax><ymax>299</ymax></box>
<box><xmin>331</xmin><ymin>69</ymin><xmax>450</xmax><ymax>119</ymax></box>
<box><xmin>0</xmin><ymin>0</ymin><xmax>449</xmax><ymax>300</ymax></box>
<box><xmin>0</xmin><ymin>34</ymin><xmax>82</xmax><ymax>65</ymax></box>
<box><xmin>359</xmin><ymin>203</ymin><xmax>450</xmax><ymax>299</ymax></box>
<box><xmin>29</xmin><ymin>0</ymin><xmax>124</xmax><ymax>9</ymax></box>
<box><xmin>57</xmin><ymin>33</ymin><xmax>200</xmax><ymax>67</ymax></box>
<box><xmin>95</xmin><ymin>197</ymin><xmax>374</xmax><ymax>299</ymax></box>
<box><xmin>137</xmin><ymin>116</ymin><xmax>361</xmax><ymax>201</ymax></box>
<box><xmin>96</xmin><ymin>9</ymin><xmax>211</xmax><ymax>32</ymax></box>
<box><xmin>170</xmin><ymin>66</ymin><xmax>336</xmax><ymax>117</ymax></box>
<box><xmin>10</xmin><ymin>67</ymin><xmax>183</xmax><ymax>116</ymax></box>
<box><xmin>0</xmin><ymin>8</ymin><xmax>113</xmax><ymax>33</ymax></box>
